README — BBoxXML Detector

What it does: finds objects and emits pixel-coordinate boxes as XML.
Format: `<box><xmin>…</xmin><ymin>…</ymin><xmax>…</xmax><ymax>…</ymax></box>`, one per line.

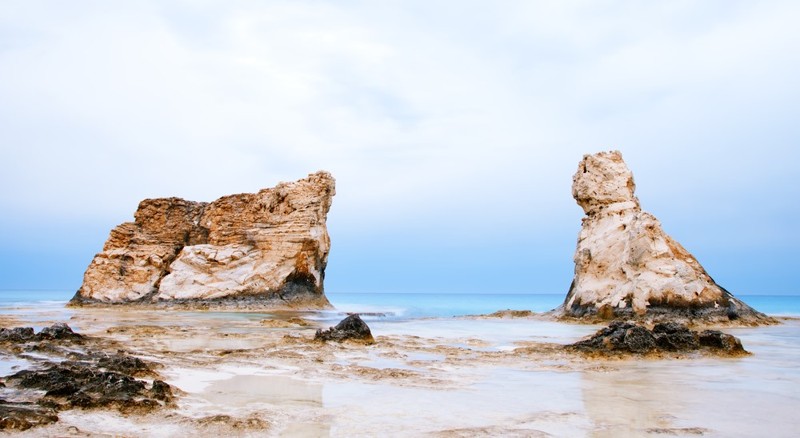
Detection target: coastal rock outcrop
<box><xmin>0</xmin><ymin>323</ymin><xmax>174</xmax><ymax>431</ymax></box>
<box><xmin>558</xmin><ymin>151</ymin><xmax>770</xmax><ymax>325</ymax></box>
<box><xmin>315</xmin><ymin>315</ymin><xmax>374</xmax><ymax>343</ymax></box>
<box><xmin>70</xmin><ymin>172</ymin><xmax>335</xmax><ymax>308</ymax></box>
<box><xmin>567</xmin><ymin>321</ymin><xmax>747</xmax><ymax>356</ymax></box>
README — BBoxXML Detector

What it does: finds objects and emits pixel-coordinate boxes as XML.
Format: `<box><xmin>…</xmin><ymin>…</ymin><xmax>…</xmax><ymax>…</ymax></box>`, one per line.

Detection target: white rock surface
<box><xmin>71</xmin><ymin>172</ymin><xmax>335</xmax><ymax>308</ymax></box>
<box><xmin>560</xmin><ymin>151</ymin><xmax>769</xmax><ymax>324</ymax></box>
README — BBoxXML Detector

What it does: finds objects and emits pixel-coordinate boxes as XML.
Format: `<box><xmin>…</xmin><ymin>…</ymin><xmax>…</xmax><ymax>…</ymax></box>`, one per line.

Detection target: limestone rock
<box><xmin>559</xmin><ymin>151</ymin><xmax>771</xmax><ymax>325</ymax></box>
<box><xmin>70</xmin><ymin>172</ymin><xmax>335</xmax><ymax>308</ymax></box>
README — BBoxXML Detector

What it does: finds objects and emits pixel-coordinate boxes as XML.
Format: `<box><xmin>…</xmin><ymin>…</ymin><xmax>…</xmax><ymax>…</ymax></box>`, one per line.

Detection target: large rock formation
<box><xmin>558</xmin><ymin>151</ymin><xmax>771</xmax><ymax>325</ymax></box>
<box><xmin>70</xmin><ymin>171</ymin><xmax>335</xmax><ymax>308</ymax></box>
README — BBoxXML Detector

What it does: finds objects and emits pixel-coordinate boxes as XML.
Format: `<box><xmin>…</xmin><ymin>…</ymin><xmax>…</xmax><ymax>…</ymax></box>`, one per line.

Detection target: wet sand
<box><xmin>2</xmin><ymin>303</ymin><xmax>799</xmax><ymax>437</ymax></box>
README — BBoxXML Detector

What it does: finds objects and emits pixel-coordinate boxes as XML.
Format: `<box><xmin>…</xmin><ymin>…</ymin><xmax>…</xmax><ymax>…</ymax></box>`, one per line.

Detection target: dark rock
<box><xmin>150</xmin><ymin>380</ymin><xmax>173</xmax><ymax>401</ymax></box>
<box><xmin>37</xmin><ymin>323</ymin><xmax>83</xmax><ymax>341</ymax></box>
<box><xmin>571</xmin><ymin>322</ymin><xmax>656</xmax><ymax>353</ymax></box>
<box><xmin>6</xmin><ymin>355</ymin><xmax>170</xmax><ymax>413</ymax></box>
<box><xmin>315</xmin><ymin>314</ymin><xmax>374</xmax><ymax>343</ymax></box>
<box><xmin>653</xmin><ymin>322</ymin><xmax>699</xmax><ymax>351</ymax></box>
<box><xmin>98</xmin><ymin>352</ymin><xmax>152</xmax><ymax>376</ymax></box>
<box><xmin>698</xmin><ymin>330</ymin><xmax>746</xmax><ymax>353</ymax></box>
<box><xmin>0</xmin><ymin>327</ymin><xmax>35</xmax><ymax>343</ymax></box>
<box><xmin>0</xmin><ymin>402</ymin><xmax>58</xmax><ymax>431</ymax></box>
<box><xmin>569</xmin><ymin>322</ymin><xmax>747</xmax><ymax>356</ymax></box>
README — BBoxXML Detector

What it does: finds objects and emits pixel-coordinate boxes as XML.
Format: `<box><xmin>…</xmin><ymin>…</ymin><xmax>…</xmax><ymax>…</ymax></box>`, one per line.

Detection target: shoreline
<box><xmin>2</xmin><ymin>300</ymin><xmax>800</xmax><ymax>435</ymax></box>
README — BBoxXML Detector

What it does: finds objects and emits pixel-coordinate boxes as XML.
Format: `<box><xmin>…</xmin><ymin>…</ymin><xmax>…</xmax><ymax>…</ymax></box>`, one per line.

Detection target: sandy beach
<box><xmin>2</xmin><ymin>301</ymin><xmax>798</xmax><ymax>437</ymax></box>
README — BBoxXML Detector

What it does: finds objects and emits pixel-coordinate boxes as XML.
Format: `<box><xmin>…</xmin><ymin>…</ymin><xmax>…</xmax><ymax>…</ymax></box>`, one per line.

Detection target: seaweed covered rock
<box><xmin>0</xmin><ymin>403</ymin><xmax>58</xmax><ymax>431</ymax></box>
<box><xmin>315</xmin><ymin>314</ymin><xmax>374</xmax><ymax>343</ymax></box>
<box><xmin>6</xmin><ymin>359</ymin><xmax>171</xmax><ymax>413</ymax></box>
<box><xmin>558</xmin><ymin>151</ymin><xmax>772</xmax><ymax>325</ymax></box>
<box><xmin>0</xmin><ymin>323</ymin><xmax>174</xmax><ymax>431</ymax></box>
<box><xmin>71</xmin><ymin>171</ymin><xmax>335</xmax><ymax>309</ymax></box>
<box><xmin>568</xmin><ymin>321</ymin><xmax>747</xmax><ymax>356</ymax></box>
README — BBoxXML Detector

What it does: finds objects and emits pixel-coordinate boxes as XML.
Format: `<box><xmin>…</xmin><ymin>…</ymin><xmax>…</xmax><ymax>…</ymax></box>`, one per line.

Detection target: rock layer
<box><xmin>558</xmin><ymin>151</ymin><xmax>770</xmax><ymax>325</ymax></box>
<box><xmin>71</xmin><ymin>172</ymin><xmax>335</xmax><ymax>308</ymax></box>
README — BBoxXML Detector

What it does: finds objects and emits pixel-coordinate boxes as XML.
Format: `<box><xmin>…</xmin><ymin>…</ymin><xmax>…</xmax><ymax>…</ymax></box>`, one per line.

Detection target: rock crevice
<box><xmin>70</xmin><ymin>171</ymin><xmax>335</xmax><ymax>308</ymax></box>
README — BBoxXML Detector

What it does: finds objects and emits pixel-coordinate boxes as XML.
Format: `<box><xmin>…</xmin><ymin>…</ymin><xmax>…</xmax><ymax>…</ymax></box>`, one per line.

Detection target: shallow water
<box><xmin>1</xmin><ymin>294</ymin><xmax>800</xmax><ymax>437</ymax></box>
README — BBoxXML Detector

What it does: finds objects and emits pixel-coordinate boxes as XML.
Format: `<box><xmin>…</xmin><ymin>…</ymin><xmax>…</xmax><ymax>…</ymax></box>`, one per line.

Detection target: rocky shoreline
<box><xmin>0</xmin><ymin>324</ymin><xmax>174</xmax><ymax>431</ymax></box>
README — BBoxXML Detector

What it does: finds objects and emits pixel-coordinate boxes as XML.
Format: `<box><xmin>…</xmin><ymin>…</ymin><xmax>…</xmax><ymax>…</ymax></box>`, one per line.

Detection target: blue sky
<box><xmin>1</xmin><ymin>1</ymin><xmax>798</xmax><ymax>295</ymax></box>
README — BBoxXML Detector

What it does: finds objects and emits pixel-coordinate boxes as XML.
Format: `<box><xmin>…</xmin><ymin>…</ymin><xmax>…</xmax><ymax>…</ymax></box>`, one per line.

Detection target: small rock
<box><xmin>37</xmin><ymin>323</ymin><xmax>83</xmax><ymax>341</ymax></box>
<box><xmin>698</xmin><ymin>330</ymin><xmax>746</xmax><ymax>354</ymax></box>
<box><xmin>315</xmin><ymin>315</ymin><xmax>374</xmax><ymax>343</ymax></box>
<box><xmin>0</xmin><ymin>403</ymin><xmax>58</xmax><ymax>431</ymax></box>
<box><xmin>0</xmin><ymin>327</ymin><xmax>35</xmax><ymax>343</ymax></box>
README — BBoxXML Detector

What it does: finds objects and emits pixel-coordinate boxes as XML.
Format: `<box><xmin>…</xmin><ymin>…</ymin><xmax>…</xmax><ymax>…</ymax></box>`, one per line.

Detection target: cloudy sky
<box><xmin>1</xmin><ymin>1</ymin><xmax>798</xmax><ymax>295</ymax></box>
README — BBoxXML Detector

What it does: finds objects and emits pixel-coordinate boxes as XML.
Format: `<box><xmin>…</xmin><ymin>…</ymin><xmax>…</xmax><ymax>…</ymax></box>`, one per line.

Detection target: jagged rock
<box><xmin>697</xmin><ymin>330</ymin><xmax>745</xmax><ymax>353</ymax></box>
<box><xmin>38</xmin><ymin>323</ymin><xmax>83</xmax><ymax>341</ymax></box>
<box><xmin>568</xmin><ymin>321</ymin><xmax>748</xmax><ymax>356</ymax></box>
<box><xmin>0</xmin><ymin>327</ymin><xmax>35</xmax><ymax>343</ymax></box>
<box><xmin>6</xmin><ymin>360</ymin><xmax>171</xmax><ymax>413</ymax></box>
<box><xmin>0</xmin><ymin>403</ymin><xmax>58</xmax><ymax>431</ymax></box>
<box><xmin>97</xmin><ymin>352</ymin><xmax>153</xmax><ymax>377</ymax></box>
<box><xmin>0</xmin><ymin>324</ymin><xmax>84</xmax><ymax>345</ymax></box>
<box><xmin>315</xmin><ymin>315</ymin><xmax>374</xmax><ymax>343</ymax></box>
<box><xmin>558</xmin><ymin>151</ymin><xmax>772</xmax><ymax>325</ymax></box>
<box><xmin>70</xmin><ymin>172</ymin><xmax>335</xmax><ymax>308</ymax></box>
<box><xmin>0</xmin><ymin>323</ymin><xmax>174</xmax><ymax>431</ymax></box>
<box><xmin>653</xmin><ymin>322</ymin><xmax>699</xmax><ymax>351</ymax></box>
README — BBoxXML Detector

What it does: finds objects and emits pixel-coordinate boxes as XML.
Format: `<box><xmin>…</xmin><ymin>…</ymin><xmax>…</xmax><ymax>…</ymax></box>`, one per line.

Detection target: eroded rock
<box><xmin>0</xmin><ymin>403</ymin><xmax>58</xmax><ymax>431</ymax></box>
<box><xmin>70</xmin><ymin>171</ymin><xmax>335</xmax><ymax>309</ymax></box>
<box><xmin>568</xmin><ymin>321</ymin><xmax>747</xmax><ymax>356</ymax></box>
<box><xmin>315</xmin><ymin>315</ymin><xmax>374</xmax><ymax>343</ymax></box>
<box><xmin>558</xmin><ymin>151</ymin><xmax>772</xmax><ymax>325</ymax></box>
<box><xmin>0</xmin><ymin>324</ymin><xmax>174</xmax><ymax>431</ymax></box>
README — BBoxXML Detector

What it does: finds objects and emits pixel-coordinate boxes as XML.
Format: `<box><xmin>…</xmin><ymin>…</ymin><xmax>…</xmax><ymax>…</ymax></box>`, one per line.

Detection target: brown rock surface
<box><xmin>557</xmin><ymin>151</ymin><xmax>772</xmax><ymax>325</ymax></box>
<box><xmin>70</xmin><ymin>171</ymin><xmax>335</xmax><ymax>308</ymax></box>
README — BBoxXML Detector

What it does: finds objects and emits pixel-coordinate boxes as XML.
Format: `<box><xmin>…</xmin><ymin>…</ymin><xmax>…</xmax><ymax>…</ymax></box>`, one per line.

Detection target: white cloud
<box><xmin>1</xmin><ymin>0</ymin><xmax>798</xmax><ymax>248</ymax></box>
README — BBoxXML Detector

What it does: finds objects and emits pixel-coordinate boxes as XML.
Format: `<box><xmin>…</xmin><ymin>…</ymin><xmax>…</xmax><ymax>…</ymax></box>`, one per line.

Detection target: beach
<box><xmin>1</xmin><ymin>293</ymin><xmax>799</xmax><ymax>437</ymax></box>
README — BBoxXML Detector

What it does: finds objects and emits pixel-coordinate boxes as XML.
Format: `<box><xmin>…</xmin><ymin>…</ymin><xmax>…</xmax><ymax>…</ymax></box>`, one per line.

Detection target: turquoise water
<box><xmin>1</xmin><ymin>290</ymin><xmax>799</xmax><ymax>319</ymax></box>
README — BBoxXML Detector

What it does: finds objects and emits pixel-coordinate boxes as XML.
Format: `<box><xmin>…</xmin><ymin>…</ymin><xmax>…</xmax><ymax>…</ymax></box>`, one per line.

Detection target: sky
<box><xmin>1</xmin><ymin>1</ymin><xmax>798</xmax><ymax>295</ymax></box>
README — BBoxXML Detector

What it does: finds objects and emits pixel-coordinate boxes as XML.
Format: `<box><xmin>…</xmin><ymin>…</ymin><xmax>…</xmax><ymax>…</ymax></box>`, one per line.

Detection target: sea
<box><xmin>2</xmin><ymin>290</ymin><xmax>800</xmax><ymax>321</ymax></box>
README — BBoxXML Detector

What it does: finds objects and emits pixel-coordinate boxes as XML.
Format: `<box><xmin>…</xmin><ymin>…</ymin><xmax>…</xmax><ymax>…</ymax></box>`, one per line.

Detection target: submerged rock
<box><xmin>315</xmin><ymin>315</ymin><xmax>374</xmax><ymax>343</ymax></box>
<box><xmin>557</xmin><ymin>151</ymin><xmax>772</xmax><ymax>325</ymax></box>
<box><xmin>70</xmin><ymin>171</ymin><xmax>335</xmax><ymax>309</ymax></box>
<box><xmin>568</xmin><ymin>321</ymin><xmax>747</xmax><ymax>356</ymax></box>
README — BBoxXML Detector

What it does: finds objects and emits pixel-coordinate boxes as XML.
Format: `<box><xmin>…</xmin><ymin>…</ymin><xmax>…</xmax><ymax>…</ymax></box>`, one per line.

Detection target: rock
<box><xmin>697</xmin><ymin>330</ymin><xmax>746</xmax><ymax>353</ymax></box>
<box><xmin>6</xmin><ymin>360</ymin><xmax>171</xmax><ymax>413</ymax></box>
<box><xmin>568</xmin><ymin>322</ymin><xmax>748</xmax><ymax>356</ymax></box>
<box><xmin>569</xmin><ymin>321</ymin><xmax>656</xmax><ymax>354</ymax></box>
<box><xmin>0</xmin><ymin>327</ymin><xmax>35</xmax><ymax>343</ymax></box>
<box><xmin>0</xmin><ymin>323</ymin><xmax>174</xmax><ymax>431</ymax></box>
<box><xmin>97</xmin><ymin>352</ymin><xmax>153</xmax><ymax>377</ymax></box>
<box><xmin>315</xmin><ymin>315</ymin><xmax>374</xmax><ymax>343</ymax></box>
<box><xmin>38</xmin><ymin>323</ymin><xmax>83</xmax><ymax>341</ymax></box>
<box><xmin>0</xmin><ymin>402</ymin><xmax>58</xmax><ymax>431</ymax></box>
<box><xmin>70</xmin><ymin>171</ymin><xmax>335</xmax><ymax>309</ymax></box>
<box><xmin>653</xmin><ymin>322</ymin><xmax>699</xmax><ymax>351</ymax></box>
<box><xmin>558</xmin><ymin>151</ymin><xmax>772</xmax><ymax>325</ymax></box>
